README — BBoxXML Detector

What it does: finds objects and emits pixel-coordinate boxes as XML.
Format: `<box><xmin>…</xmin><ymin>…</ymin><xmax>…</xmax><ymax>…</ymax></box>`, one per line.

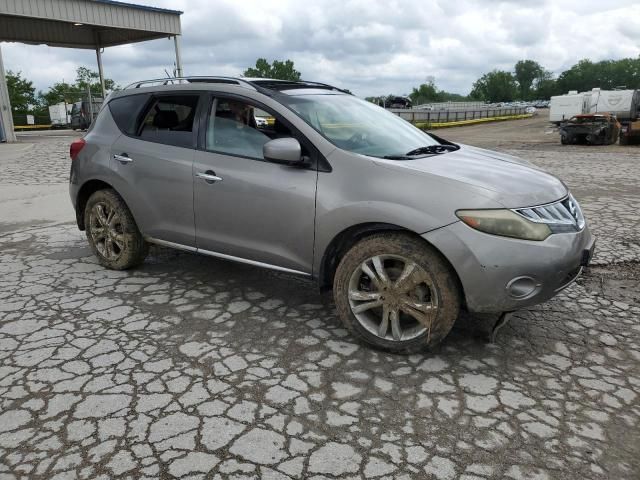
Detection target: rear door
<box><xmin>109</xmin><ymin>92</ymin><xmax>203</xmax><ymax>247</ymax></box>
<box><xmin>192</xmin><ymin>94</ymin><xmax>318</xmax><ymax>274</ymax></box>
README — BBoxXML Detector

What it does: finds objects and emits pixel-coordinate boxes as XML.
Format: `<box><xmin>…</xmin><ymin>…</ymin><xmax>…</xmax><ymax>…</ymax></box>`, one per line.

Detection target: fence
<box><xmin>389</xmin><ymin>107</ymin><xmax>529</xmax><ymax>125</ymax></box>
<box><xmin>12</xmin><ymin>114</ymin><xmax>52</xmax><ymax>129</ymax></box>
<box><xmin>413</xmin><ymin>101</ymin><xmax>487</xmax><ymax>111</ymax></box>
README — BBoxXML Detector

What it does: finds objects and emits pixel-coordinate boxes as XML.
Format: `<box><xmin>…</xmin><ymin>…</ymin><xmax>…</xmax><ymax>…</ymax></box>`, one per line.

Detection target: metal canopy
<box><xmin>0</xmin><ymin>0</ymin><xmax>183</xmax><ymax>142</ymax></box>
<box><xmin>0</xmin><ymin>0</ymin><xmax>182</xmax><ymax>48</ymax></box>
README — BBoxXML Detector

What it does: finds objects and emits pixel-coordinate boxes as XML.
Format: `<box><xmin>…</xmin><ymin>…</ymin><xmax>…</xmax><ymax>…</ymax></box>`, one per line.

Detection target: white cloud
<box><xmin>1</xmin><ymin>0</ymin><xmax>639</xmax><ymax>97</ymax></box>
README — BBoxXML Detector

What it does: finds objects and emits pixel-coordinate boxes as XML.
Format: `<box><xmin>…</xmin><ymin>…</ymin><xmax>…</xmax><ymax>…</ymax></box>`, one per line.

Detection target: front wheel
<box><xmin>84</xmin><ymin>189</ymin><xmax>148</xmax><ymax>270</ymax></box>
<box><xmin>333</xmin><ymin>233</ymin><xmax>461</xmax><ymax>353</ymax></box>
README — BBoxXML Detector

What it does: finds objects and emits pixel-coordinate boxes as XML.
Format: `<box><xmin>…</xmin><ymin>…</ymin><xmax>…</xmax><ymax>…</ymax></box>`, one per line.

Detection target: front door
<box><xmin>193</xmin><ymin>95</ymin><xmax>318</xmax><ymax>274</ymax></box>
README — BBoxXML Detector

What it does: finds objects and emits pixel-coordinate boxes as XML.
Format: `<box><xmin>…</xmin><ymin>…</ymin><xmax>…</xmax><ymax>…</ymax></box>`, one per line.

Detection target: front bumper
<box><xmin>423</xmin><ymin>221</ymin><xmax>595</xmax><ymax>313</ymax></box>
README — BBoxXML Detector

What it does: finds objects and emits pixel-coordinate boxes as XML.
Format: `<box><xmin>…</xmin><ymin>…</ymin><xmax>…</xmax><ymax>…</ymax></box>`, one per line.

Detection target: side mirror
<box><xmin>263</xmin><ymin>138</ymin><xmax>307</xmax><ymax>166</ymax></box>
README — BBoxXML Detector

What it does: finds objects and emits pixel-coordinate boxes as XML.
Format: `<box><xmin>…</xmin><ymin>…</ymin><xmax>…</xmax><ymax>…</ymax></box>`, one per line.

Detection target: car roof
<box><xmin>118</xmin><ymin>76</ymin><xmax>350</xmax><ymax>97</ymax></box>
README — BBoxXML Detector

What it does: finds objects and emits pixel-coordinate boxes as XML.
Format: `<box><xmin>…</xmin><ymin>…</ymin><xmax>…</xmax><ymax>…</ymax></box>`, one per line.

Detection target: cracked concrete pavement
<box><xmin>0</xmin><ymin>121</ymin><xmax>639</xmax><ymax>479</ymax></box>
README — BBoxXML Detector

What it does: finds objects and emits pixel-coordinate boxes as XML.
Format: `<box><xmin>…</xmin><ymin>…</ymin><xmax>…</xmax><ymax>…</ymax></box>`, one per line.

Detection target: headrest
<box><xmin>153</xmin><ymin>110</ymin><xmax>179</xmax><ymax>129</ymax></box>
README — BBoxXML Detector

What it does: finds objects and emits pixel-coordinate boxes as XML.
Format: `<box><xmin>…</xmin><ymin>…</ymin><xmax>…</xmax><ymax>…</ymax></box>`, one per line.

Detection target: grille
<box><xmin>514</xmin><ymin>194</ymin><xmax>585</xmax><ymax>231</ymax></box>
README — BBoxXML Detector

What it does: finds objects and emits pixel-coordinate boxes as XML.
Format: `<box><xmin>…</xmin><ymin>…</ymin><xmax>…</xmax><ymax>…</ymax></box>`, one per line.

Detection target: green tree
<box><xmin>556</xmin><ymin>57</ymin><xmax>640</xmax><ymax>93</ymax></box>
<box><xmin>39</xmin><ymin>67</ymin><xmax>118</xmax><ymax>107</ymax></box>
<box><xmin>243</xmin><ymin>58</ymin><xmax>301</xmax><ymax>81</ymax></box>
<box><xmin>6</xmin><ymin>70</ymin><xmax>37</xmax><ymax>114</ymax></box>
<box><xmin>39</xmin><ymin>82</ymin><xmax>81</xmax><ymax>106</ymax></box>
<box><xmin>75</xmin><ymin>66</ymin><xmax>117</xmax><ymax>94</ymax></box>
<box><xmin>556</xmin><ymin>59</ymin><xmax>597</xmax><ymax>93</ymax></box>
<box><xmin>469</xmin><ymin>70</ymin><xmax>518</xmax><ymax>102</ymax></box>
<box><xmin>532</xmin><ymin>69</ymin><xmax>558</xmax><ymax>99</ymax></box>
<box><xmin>409</xmin><ymin>80</ymin><xmax>468</xmax><ymax>105</ymax></box>
<box><xmin>409</xmin><ymin>81</ymin><xmax>439</xmax><ymax>104</ymax></box>
<box><xmin>514</xmin><ymin>60</ymin><xmax>544</xmax><ymax>100</ymax></box>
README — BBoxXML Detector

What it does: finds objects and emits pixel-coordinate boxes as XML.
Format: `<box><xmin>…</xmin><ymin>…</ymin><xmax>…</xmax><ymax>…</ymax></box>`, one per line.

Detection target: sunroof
<box><xmin>249</xmin><ymin>80</ymin><xmax>344</xmax><ymax>92</ymax></box>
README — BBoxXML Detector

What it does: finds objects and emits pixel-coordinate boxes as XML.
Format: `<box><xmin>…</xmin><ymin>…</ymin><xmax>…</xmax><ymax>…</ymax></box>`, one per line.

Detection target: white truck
<box><xmin>550</xmin><ymin>88</ymin><xmax>640</xmax><ymax>144</ymax></box>
<box><xmin>48</xmin><ymin>102</ymin><xmax>70</xmax><ymax>128</ymax></box>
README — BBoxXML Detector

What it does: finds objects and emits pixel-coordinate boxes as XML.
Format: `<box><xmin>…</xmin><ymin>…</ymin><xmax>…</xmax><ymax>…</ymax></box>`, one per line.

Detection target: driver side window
<box><xmin>206</xmin><ymin>98</ymin><xmax>294</xmax><ymax>160</ymax></box>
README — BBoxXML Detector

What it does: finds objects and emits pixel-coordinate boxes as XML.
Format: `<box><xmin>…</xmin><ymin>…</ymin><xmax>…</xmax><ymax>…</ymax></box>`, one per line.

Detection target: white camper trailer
<box><xmin>589</xmin><ymin>89</ymin><xmax>639</xmax><ymax>120</ymax></box>
<box><xmin>48</xmin><ymin>103</ymin><xmax>70</xmax><ymax>128</ymax></box>
<box><xmin>549</xmin><ymin>91</ymin><xmax>585</xmax><ymax>123</ymax></box>
<box><xmin>552</xmin><ymin>88</ymin><xmax>640</xmax><ymax>145</ymax></box>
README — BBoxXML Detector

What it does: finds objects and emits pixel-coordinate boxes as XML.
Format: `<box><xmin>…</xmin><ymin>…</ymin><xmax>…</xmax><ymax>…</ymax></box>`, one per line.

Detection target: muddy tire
<box><xmin>561</xmin><ymin>134</ymin><xmax>570</xmax><ymax>145</ymax></box>
<box><xmin>333</xmin><ymin>233</ymin><xmax>461</xmax><ymax>353</ymax></box>
<box><xmin>84</xmin><ymin>189</ymin><xmax>148</xmax><ymax>270</ymax></box>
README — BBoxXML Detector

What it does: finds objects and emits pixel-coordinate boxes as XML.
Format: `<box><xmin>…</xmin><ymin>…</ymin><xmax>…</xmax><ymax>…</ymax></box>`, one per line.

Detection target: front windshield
<box><xmin>280</xmin><ymin>94</ymin><xmax>440</xmax><ymax>157</ymax></box>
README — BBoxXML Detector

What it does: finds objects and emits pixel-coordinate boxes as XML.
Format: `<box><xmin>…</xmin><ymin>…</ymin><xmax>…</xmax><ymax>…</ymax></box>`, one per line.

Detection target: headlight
<box><xmin>456</xmin><ymin>209</ymin><xmax>551</xmax><ymax>241</ymax></box>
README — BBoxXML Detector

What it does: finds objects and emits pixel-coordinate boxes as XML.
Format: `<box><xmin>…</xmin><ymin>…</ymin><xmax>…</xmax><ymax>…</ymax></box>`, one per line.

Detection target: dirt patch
<box><xmin>578</xmin><ymin>262</ymin><xmax>640</xmax><ymax>304</ymax></box>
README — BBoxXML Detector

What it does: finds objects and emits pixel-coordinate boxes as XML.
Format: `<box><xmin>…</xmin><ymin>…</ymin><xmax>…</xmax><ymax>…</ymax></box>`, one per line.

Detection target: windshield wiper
<box><xmin>404</xmin><ymin>144</ymin><xmax>459</xmax><ymax>156</ymax></box>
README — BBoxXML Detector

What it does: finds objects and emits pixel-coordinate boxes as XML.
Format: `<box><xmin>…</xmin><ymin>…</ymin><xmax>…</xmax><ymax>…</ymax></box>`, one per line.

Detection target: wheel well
<box><xmin>75</xmin><ymin>180</ymin><xmax>113</xmax><ymax>230</ymax></box>
<box><xmin>319</xmin><ymin>223</ymin><xmax>404</xmax><ymax>290</ymax></box>
<box><xmin>318</xmin><ymin>223</ymin><xmax>466</xmax><ymax>307</ymax></box>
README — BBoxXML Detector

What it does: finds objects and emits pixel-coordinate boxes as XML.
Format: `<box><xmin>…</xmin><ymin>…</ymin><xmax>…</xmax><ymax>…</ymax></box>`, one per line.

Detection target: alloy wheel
<box><xmin>347</xmin><ymin>254</ymin><xmax>439</xmax><ymax>342</ymax></box>
<box><xmin>88</xmin><ymin>202</ymin><xmax>125</xmax><ymax>261</ymax></box>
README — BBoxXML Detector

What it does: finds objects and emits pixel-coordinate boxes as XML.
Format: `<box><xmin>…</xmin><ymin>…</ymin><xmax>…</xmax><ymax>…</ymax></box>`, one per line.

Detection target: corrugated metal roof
<box><xmin>92</xmin><ymin>0</ymin><xmax>182</xmax><ymax>15</ymax></box>
<box><xmin>0</xmin><ymin>0</ymin><xmax>181</xmax><ymax>48</ymax></box>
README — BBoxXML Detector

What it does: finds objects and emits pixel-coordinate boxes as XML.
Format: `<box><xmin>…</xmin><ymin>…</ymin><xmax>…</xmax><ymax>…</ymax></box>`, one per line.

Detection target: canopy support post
<box><xmin>173</xmin><ymin>35</ymin><xmax>183</xmax><ymax>78</ymax></box>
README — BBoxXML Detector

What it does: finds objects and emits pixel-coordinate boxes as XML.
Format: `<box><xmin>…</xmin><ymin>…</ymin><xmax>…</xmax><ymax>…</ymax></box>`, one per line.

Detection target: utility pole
<box><xmin>87</xmin><ymin>85</ymin><xmax>94</xmax><ymax>126</ymax></box>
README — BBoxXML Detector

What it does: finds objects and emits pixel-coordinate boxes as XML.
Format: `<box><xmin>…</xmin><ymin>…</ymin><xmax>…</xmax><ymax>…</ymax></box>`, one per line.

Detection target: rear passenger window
<box><xmin>108</xmin><ymin>94</ymin><xmax>150</xmax><ymax>136</ymax></box>
<box><xmin>138</xmin><ymin>95</ymin><xmax>199</xmax><ymax>148</ymax></box>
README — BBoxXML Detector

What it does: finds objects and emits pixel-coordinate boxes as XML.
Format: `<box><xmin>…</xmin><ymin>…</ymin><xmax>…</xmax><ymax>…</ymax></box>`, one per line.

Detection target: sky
<box><xmin>2</xmin><ymin>0</ymin><xmax>640</xmax><ymax>98</ymax></box>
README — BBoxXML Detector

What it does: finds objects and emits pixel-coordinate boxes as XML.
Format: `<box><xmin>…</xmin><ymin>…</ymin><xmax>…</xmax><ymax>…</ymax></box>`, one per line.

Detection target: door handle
<box><xmin>114</xmin><ymin>154</ymin><xmax>133</xmax><ymax>164</ymax></box>
<box><xmin>196</xmin><ymin>171</ymin><xmax>223</xmax><ymax>183</ymax></box>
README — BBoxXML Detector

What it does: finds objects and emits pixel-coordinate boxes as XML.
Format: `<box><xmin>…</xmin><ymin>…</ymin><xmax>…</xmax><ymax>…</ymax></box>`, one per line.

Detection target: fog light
<box><xmin>506</xmin><ymin>276</ymin><xmax>541</xmax><ymax>299</ymax></box>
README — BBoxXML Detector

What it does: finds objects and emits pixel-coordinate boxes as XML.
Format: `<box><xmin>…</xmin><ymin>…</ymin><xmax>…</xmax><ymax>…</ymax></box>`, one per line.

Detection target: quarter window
<box><xmin>206</xmin><ymin>98</ymin><xmax>293</xmax><ymax>159</ymax></box>
<box><xmin>108</xmin><ymin>94</ymin><xmax>149</xmax><ymax>136</ymax></box>
<box><xmin>138</xmin><ymin>95</ymin><xmax>199</xmax><ymax>148</ymax></box>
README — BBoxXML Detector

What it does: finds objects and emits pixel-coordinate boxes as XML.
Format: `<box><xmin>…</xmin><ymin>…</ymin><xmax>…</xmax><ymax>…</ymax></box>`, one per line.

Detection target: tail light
<box><xmin>70</xmin><ymin>138</ymin><xmax>86</xmax><ymax>160</ymax></box>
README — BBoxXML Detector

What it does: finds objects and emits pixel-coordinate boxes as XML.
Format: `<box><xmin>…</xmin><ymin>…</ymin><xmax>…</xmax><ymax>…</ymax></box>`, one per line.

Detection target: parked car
<box><xmin>69</xmin><ymin>77</ymin><xmax>594</xmax><ymax>353</ymax></box>
<box><xmin>70</xmin><ymin>98</ymin><xmax>103</xmax><ymax>130</ymax></box>
<box><xmin>387</xmin><ymin>96</ymin><xmax>412</xmax><ymax>109</ymax></box>
<box><xmin>560</xmin><ymin>113</ymin><xmax>620</xmax><ymax>145</ymax></box>
<box><xmin>254</xmin><ymin>116</ymin><xmax>268</xmax><ymax>128</ymax></box>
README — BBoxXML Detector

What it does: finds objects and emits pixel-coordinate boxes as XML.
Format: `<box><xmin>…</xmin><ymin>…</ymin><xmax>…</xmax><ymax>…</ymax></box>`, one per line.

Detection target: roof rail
<box><xmin>248</xmin><ymin>78</ymin><xmax>350</xmax><ymax>94</ymax></box>
<box><xmin>123</xmin><ymin>76</ymin><xmax>258</xmax><ymax>90</ymax></box>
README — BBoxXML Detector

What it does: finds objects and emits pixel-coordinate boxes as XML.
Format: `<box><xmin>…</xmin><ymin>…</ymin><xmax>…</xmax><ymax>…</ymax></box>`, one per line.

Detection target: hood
<box><xmin>372</xmin><ymin>143</ymin><xmax>567</xmax><ymax>208</ymax></box>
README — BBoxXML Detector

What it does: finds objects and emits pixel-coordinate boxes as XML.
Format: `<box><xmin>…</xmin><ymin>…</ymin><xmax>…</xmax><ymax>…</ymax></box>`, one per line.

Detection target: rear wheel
<box><xmin>333</xmin><ymin>233</ymin><xmax>461</xmax><ymax>353</ymax></box>
<box><xmin>561</xmin><ymin>134</ymin><xmax>571</xmax><ymax>145</ymax></box>
<box><xmin>84</xmin><ymin>189</ymin><xmax>148</xmax><ymax>270</ymax></box>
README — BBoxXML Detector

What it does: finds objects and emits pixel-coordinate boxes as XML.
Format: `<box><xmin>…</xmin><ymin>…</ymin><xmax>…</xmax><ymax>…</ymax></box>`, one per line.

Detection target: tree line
<box><xmin>6</xmin><ymin>67</ymin><xmax>117</xmax><ymax>120</ymax></box>
<box><xmin>430</xmin><ymin>56</ymin><xmax>640</xmax><ymax>104</ymax></box>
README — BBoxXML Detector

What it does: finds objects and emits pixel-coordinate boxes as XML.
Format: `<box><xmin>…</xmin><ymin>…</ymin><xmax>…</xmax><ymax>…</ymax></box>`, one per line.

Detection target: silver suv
<box><xmin>69</xmin><ymin>77</ymin><xmax>594</xmax><ymax>352</ymax></box>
